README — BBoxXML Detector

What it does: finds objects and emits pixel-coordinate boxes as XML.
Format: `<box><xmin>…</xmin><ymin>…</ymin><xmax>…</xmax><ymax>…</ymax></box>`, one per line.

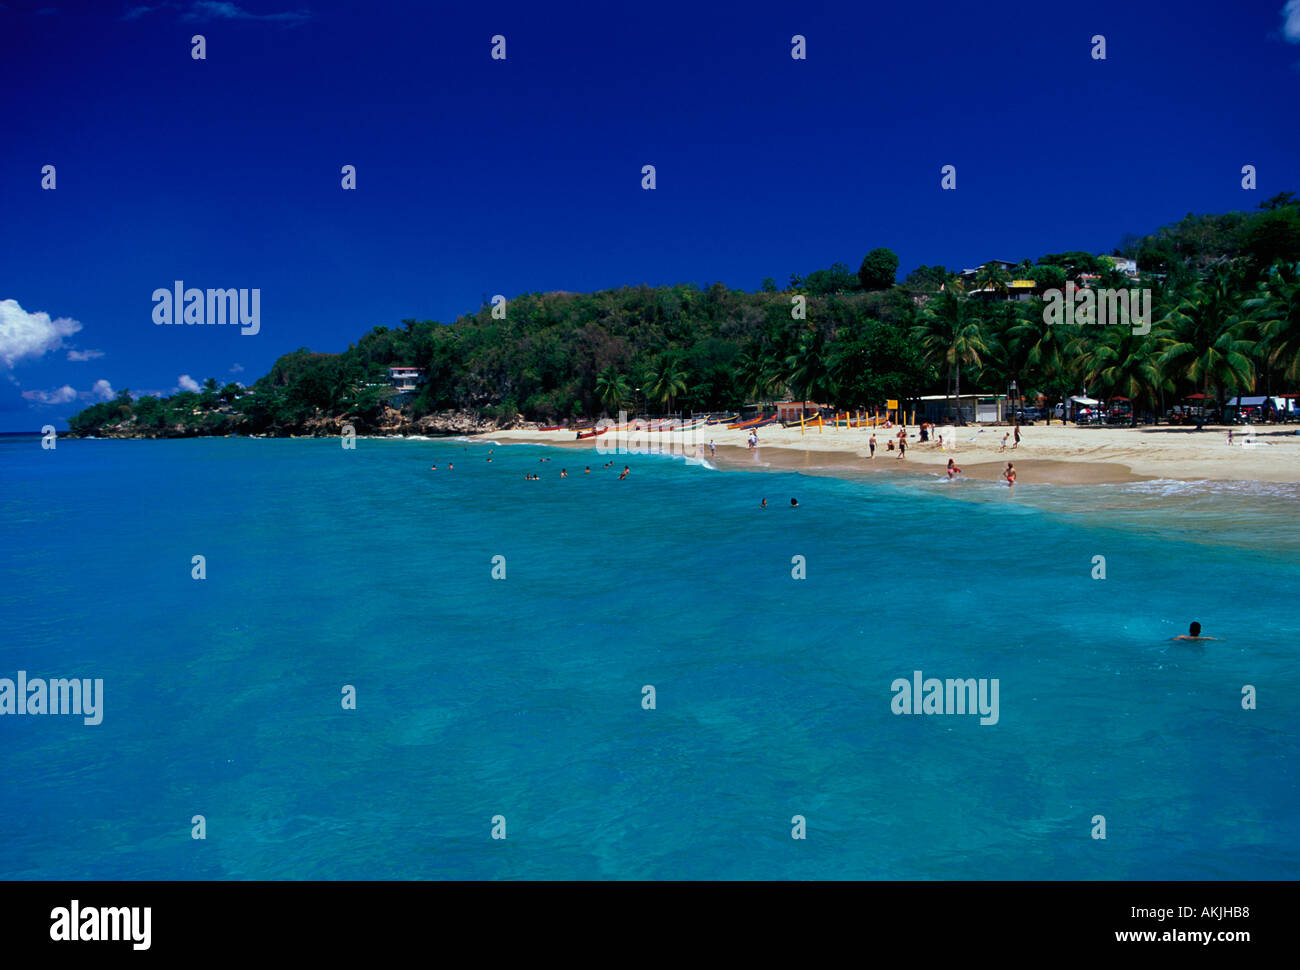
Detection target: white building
<box><xmin>388</xmin><ymin>367</ymin><xmax>423</xmax><ymax>394</ymax></box>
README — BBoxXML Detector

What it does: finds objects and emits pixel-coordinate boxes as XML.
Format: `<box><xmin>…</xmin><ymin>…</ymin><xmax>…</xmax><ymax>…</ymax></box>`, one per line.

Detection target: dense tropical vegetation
<box><xmin>68</xmin><ymin>195</ymin><xmax>1300</xmax><ymax>436</ymax></box>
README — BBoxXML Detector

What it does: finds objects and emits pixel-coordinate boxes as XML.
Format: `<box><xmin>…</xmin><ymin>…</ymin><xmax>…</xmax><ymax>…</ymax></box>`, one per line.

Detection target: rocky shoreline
<box><xmin>65</xmin><ymin>407</ymin><xmax>537</xmax><ymax>439</ymax></box>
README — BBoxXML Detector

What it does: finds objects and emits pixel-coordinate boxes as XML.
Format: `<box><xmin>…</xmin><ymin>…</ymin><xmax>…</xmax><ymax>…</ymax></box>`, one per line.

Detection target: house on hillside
<box><xmin>957</xmin><ymin>260</ymin><xmax>1018</xmax><ymax>287</ymax></box>
<box><xmin>958</xmin><ymin>260</ymin><xmax>1028</xmax><ymax>301</ymax></box>
<box><xmin>388</xmin><ymin>366</ymin><xmax>424</xmax><ymax>404</ymax></box>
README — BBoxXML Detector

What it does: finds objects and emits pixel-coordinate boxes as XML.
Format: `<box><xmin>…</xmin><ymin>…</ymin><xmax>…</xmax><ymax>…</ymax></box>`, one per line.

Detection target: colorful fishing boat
<box><xmin>727</xmin><ymin>415</ymin><xmax>779</xmax><ymax>430</ymax></box>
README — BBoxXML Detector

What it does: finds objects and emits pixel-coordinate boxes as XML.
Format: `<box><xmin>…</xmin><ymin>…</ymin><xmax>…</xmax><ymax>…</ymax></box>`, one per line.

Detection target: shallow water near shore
<box><xmin>2</xmin><ymin>436</ymin><xmax>1297</xmax><ymax>879</ymax></box>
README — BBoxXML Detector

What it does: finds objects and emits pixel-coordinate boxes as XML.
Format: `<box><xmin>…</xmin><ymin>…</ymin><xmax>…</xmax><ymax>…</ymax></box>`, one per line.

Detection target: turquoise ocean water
<box><xmin>1</xmin><ymin>435</ymin><xmax>1297</xmax><ymax>879</ymax></box>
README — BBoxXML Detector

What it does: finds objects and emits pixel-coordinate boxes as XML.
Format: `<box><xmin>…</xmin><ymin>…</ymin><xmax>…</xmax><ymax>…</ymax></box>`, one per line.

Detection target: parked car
<box><xmin>1014</xmin><ymin>408</ymin><xmax>1041</xmax><ymax>424</ymax></box>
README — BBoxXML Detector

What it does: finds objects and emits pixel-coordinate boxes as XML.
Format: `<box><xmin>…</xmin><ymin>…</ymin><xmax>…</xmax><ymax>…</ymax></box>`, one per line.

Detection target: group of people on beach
<box><xmin>868</xmin><ymin>424</ymin><xmax>959</xmax><ymax>460</ymax></box>
<box><xmin>859</xmin><ymin>422</ymin><xmax>1019</xmax><ymax>486</ymax></box>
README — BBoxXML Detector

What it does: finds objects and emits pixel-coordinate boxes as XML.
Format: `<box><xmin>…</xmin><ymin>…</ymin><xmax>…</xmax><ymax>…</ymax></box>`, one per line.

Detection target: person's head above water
<box><xmin>1189</xmin><ymin>621</ymin><xmax>1201</xmax><ymax>637</ymax></box>
<box><xmin>790</xmin><ymin>497</ymin><xmax>798</xmax><ymax>506</ymax></box>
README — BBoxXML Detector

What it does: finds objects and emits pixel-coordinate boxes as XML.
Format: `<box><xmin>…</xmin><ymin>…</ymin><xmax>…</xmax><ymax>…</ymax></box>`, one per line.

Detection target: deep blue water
<box><xmin>1</xmin><ymin>435</ymin><xmax>1297</xmax><ymax>879</ymax></box>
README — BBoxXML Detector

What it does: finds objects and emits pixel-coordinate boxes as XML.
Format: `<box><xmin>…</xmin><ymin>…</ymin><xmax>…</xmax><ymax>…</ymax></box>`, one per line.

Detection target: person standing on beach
<box><xmin>709</xmin><ymin>439</ymin><xmax>716</xmax><ymax>458</ymax></box>
<box><xmin>1227</xmin><ymin>428</ymin><xmax>1234</xmax><ymax>445</ymax></box>
<box><xmin>1000</xmin><ymin>433</ymin><xmax>1009</xmax><ymax>452</ymax></box>
<box><xmin>869</xmin><ymin>434</ymin><xmax>877</xmax><ymax>458</ymax></box>
<box><xmin>947</xmin><ymin>458</ymin><xmax>961</xmax><ymax>479</ymax></box>
<box><xmin>1002</xmin><ymin>462</ymin><xmax>1016</xmax><ymax>487</ymax></box>
<box><xmin>897</xmin><ymin>435</ymin><xmax>907</xmax><ymax>459</ymax></box>
<box><xmin>1013</xmin><ymin>423</ymin><xmax>1021</xmax><ymax>448</ymax></box>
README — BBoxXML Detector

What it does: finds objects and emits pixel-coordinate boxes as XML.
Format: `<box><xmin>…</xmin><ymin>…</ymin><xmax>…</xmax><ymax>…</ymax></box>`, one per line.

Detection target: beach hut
<box><xmin>1283</xmin><ymin>394</ymin><xmax>1300</xmax><ymax>422</ymax></box>
<box><xmin>1106</xmin><ymin>396</ymin><xmax>1132</xmax><ymax>424</ymax></box>
<box><xmin>1225</xmin><ymin>395</ymin><xmax>1286</xmax><ymax>423</ymax></box>
<box><xmin>1067</xmin><ymin>394</ymin><xmax>1099</xmax><ymax>423</ymax></box>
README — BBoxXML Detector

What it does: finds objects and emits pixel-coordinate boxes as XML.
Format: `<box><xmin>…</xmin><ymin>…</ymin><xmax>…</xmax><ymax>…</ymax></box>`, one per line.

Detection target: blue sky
<box><xmin>2</xmin><ymin>0</ymin><xmax>1298</xmax><ymax>430</ymax></box>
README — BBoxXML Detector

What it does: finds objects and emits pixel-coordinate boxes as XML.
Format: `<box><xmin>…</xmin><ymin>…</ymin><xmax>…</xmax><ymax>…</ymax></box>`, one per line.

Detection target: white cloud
<box><xmin>230</xmin><ymin>362</ymin><xmax>244</xmax><ymax>373</ymax></box>
<box><xmin>182</xmin><ymin>1</ymin><xmax>310</xmax><ymax>24</ymax></box>
<box><xmin>1286</xmin><ymin>1</ymin><xmax>1300</xmax><ymax>42</ymax></box>
<box><xmin>177</xmin><ymin>374</ymin><xmax>201</xmax><ymax>392</ymax></box>
<box><xmin>67</xmin><ymin>348</ymin><xmax>105</xmax><ymax>361</ymax></box>
<box><xmin>0</xmin><ymin>299</ymin><xmax>83</xmax><ymax>368</ymax></box>
<box><xmin>21</xmin><ymin>385</ymin><xmax>77</xmax><ymax>405</ymax></box>
<box><xmin>19</xmin><ymin>380</ymin><xmax>116</xmax><ymax>406</ymax></box>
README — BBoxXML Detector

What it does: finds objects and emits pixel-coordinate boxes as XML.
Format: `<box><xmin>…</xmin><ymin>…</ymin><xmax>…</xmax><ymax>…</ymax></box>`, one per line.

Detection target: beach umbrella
<box><xmin>1183</xmin><ymin>392</ymin><xmax>1209</xmax><ymax>425</ymax></box>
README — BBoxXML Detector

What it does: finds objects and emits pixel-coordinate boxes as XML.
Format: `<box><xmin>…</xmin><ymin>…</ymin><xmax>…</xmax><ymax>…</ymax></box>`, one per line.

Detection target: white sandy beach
<box><xmin>475</xmin><ymin>421</ymin><xmax>1300</xmax><ymax>485</ymax></box>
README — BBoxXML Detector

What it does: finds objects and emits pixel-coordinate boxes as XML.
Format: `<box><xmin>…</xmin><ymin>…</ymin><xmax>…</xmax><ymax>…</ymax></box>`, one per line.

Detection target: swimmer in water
<box><xmin>584</xmin><ymin>466</ymin><xmax>591</xmax><ymax>474</ymax></box>
<box><xmin>1002</xmin><ymin>462</ymin><xmax>1016</xmax><ymax>487</ymax></box>
<box><xmin>430</xmin><ymin>464</ymin><xmax>437</xmax><ymax>470</ymax></box>
<box><xmin>947</xmin><ymin>458</ymin><xmax>961</xmax><ymax>479</ymax></box>
<box><xmin>561</xmin><ymin>469</ymin><xmax>568</xmax><ymax>477</ymax></box>
<box><xmin>1173</xmin><ymin>621</ymin><xmax>1219</xmax><ymax>641</ymax></box>
<box><xmin>761</xmin><ymin>498</ymin><xmax>767</xmax><ymax>509</ymax></box>
<box><xmin>790</xmin><ymin>497</ymin><xmax>798</xmax><ymax>507</ymax></box>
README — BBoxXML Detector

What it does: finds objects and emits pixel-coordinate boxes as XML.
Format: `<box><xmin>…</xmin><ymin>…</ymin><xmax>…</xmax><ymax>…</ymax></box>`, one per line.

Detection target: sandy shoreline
<box><xmin>470</xmin><ymin>422</ymin><xmax>1300</xmax><ymax>486</ymax></box>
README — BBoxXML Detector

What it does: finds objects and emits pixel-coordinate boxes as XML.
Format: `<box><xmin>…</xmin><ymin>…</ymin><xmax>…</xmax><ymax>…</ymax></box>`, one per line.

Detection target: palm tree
<box><xmin>979</xmin><ymin>302</ymin><xmax>1035</xmax><ymax>415</ymax></box>
<box><xmin>1246</xmin><ymin>261</ymin><xmax>1300</xmax><ymax>384</ymax></box>
<box><xmin>1158</xmin><ymin>269</ymin><xmax>1256</xmax><ymax>423</ymax></box>
<box><xmin>645</xmin><ymin>355</ymin><xmax>688</xmax><ymax>415</ymax></box>
<box><xmin>594</xmin><ymin>366</ymin><xmax>630</xmax><ymax>416</ymax></box>
<box><xmin>734</xmin><ymin>346</ymin><xmax>781</xmax><ymax>409</ymax></box>
<box><xmin>973</xmin><ymin>262</ymin><xmax>1011</xmax><ymax>300</ymax></box>
<box><xmin>914</xmin><ymin>291</ymin><xmax>988</xmax><ymax>423</ymax></box>
<box><xmin>784</xmin><ymin>326</ymin><xmax>834</xmax><ymax>406</ymax></box>
<box><xmin>1006</xmin><ymin>301</ymin><xmax>1074</xmax><ymax>423</ymax></box>
<box><xmin>1073</xmin><ymin>323</ymin><xmax>1168</xmax><ymax>423</ymax></box>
